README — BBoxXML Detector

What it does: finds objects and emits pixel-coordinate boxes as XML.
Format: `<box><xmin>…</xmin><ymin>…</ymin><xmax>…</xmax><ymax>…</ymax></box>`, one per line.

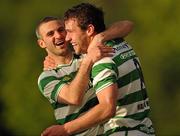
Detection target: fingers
<box><xmin>44</xmin><ymin>61</ymin><xmax>56</xmax><ymax>68</ymax></box>
<box><xmin>41</xmin><ymin>129</ymin><xmax>49</xmax><ymax>136</ymax></box>
<box><xmin>43</xmin><ymin>62</ymin><xmax>56</xmax><ymax>71</ymax></box>
<box><xmin>101</xmin><ymin>53</ymin><xmax>114</xmax><ymax>58</ymax></box>
<box><xmin>98</xmin><ymin>46</ymin><xmax>115</xmax><ymax>58</ymax></box>
<box><xmin>43</xmin><ymin>56</ymin><xmax>57</xmax><ymax>71</ymax></box>
<box><xmin>45</xmin><ymin>56</ymin><xmax>56</xmax><ymax>64</ymax></box>
<box><xmin>99</xmin><ymin>46</ymin><xmax>115</xmax><ymax>54</ymax></box>
<box><xmin>87</xmin><ymin>45</ymin><xmax>115</xmax><ymax>63</ymax></box>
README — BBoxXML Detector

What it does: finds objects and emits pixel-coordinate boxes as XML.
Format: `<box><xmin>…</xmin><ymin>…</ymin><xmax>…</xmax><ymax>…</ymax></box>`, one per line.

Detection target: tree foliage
<box><xmin>0</xmin><ymin>0</ymin><xmax>179</xmax><ymax>135</ymax></box>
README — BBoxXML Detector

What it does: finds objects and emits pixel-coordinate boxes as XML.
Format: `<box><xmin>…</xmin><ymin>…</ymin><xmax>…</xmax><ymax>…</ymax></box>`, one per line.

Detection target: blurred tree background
<box><xmin>0</xmin><ymin>0</ymin><xmax>180</xmax><ymax>135</ymax></box>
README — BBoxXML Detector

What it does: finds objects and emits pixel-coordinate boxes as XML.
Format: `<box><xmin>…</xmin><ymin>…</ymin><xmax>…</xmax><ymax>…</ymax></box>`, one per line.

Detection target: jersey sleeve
<box><xmin>38</xmin><ymin>71</ymin><xmax>66</xmax><ymax>103</ymax></box>
<box><xmin>91</xmin><ymin>57</ymin><xmax>118</xmax><ymax>94</ymax></box>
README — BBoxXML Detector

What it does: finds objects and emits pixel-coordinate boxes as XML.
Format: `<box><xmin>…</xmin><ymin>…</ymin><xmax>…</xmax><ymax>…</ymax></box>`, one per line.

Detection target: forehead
<box><xmin>65</xmin><ymin>18</ymin><xmax>79</xmax><ymax>29</ymax></box>
<box><xmin>39</xmin><ymin>20</ymin><xmax>64</xmax><ymax>33</ymax></box>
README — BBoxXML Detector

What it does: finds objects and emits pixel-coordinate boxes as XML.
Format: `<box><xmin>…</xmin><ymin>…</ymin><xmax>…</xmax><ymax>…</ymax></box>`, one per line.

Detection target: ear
<box><xmin>86</xmin><ymin>24</ymin><xmax>95</xmax><ymax>36</ymax></box>
<box><xmin>37</xmin><ymin>39</ymin><xmax>46</xmax><ymax>48</ymax></box>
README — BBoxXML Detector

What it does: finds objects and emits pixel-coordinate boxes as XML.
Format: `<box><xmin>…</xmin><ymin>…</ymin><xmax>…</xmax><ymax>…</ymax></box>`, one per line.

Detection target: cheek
<box><xmin>62</xmin><ymin>32</ymin><xmax>67</xmax><ymax>38</ymax></box>
<box><xmin>71</xmin><ymin>33</ymin><xmax>76</xmax><ymax>39</ymax></box>
<box><xmin>67</xmin><ymin>33</ymin><xmax>73</xmax><ymax>40</ymax></box>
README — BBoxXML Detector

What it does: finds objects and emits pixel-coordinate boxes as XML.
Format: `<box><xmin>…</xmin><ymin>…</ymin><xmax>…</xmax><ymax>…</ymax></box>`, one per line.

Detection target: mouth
<box><xmin>71</xmin><ymin>42</ymin><xmax>77</xmax><ymax>46</ymax></box>
<box><xmin>55</xmin><ymin>40</ymin><xmax>65</xmax><ymax>46</ymax></box>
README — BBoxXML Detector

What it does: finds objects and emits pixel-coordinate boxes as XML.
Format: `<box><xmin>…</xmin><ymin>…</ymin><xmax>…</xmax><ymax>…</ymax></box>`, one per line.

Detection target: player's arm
<box><xmin>100</xmin><ymin>20</ymin><xmax>134</xmax><ymax>42</ymax></box>
<box><xmin>91</xmin><ymin>20</ymin><xmax>134</xmax><ymax>47</ymax></box>
<box><xmin>57</xmin><ymin>57</ymin><xmax>93</xmax><ymax>105</ymax></box>
<box><xmin>41</xmin><ymin>83</ymin><xmax>118</xmax><ymax>136</ymax></box>
<box><xmin>64</xmin><ymin>83</ymin><xmax>118</xmax><ymax>135</ymax></box>
<box><xmin>63</xmin><ymin>58</ymin><xmax>118</xmax><ymax>134</ymax></box>
<box><xmin>87</xmin><ymin>20</ymin><xmax>134</xmax><ymax>59</ymax></box>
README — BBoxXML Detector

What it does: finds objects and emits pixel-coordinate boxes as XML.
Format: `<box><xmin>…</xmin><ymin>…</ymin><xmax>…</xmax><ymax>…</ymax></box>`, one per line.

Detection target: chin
<box><xmin>73</xmin><ymin>49</ymin><xmax>80</xmax><ymax>55</ymax></box>
<box><xmin>75</xmin><ymin>51</ymin><xmax>81</xmax><ymax>55</ymax></box>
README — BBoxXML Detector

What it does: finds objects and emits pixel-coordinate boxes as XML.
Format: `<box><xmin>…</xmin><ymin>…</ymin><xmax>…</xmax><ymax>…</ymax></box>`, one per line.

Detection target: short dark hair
<box><xmin>35</xmin><ymin>16</ymin><xmax>61</xmax><ymax>39</ymax></box>
<box><xmin>64</xmin><ymin>3</ymin><xmax>106</xmax><ymax>33</ymax></box>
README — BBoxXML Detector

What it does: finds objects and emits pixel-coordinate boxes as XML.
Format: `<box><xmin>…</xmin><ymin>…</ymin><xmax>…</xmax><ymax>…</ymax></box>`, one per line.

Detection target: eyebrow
<box><xmin>46</xmin><ymin>30</ymin><xmax>54</xmax><ymax>36</ymax></box>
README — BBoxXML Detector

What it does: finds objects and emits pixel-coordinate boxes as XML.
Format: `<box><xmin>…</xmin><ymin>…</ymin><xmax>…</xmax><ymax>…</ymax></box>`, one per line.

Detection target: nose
<box><xmin>65</xmin><ymin>33</ymin><xmax>71</xmax><ymax>42</ymax></box>
<box><xmin>54</xmin><ymin>31</ymin><xmax>63</xmax><ymax>39</ymax></box>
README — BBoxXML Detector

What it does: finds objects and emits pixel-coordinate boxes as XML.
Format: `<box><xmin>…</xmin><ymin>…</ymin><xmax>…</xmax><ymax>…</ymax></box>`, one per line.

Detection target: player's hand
<box><xmin>43</xmin><ymin>56</ymin><xmax>57</xmax><ymax>71</ymax></box>
<box><xmin>87</xmin><ymin>34</ymin><xmax>115</xmax><ymax>63</ymax></box>
<box><xmin>87</xmin><ymin>46</ymin><xmax>115</xmax><ymax>63</ymax></box>
<box><xmin>41</xmin><ymin>125</ymin><xmax>69</xmax><ymax>136</ymax></box>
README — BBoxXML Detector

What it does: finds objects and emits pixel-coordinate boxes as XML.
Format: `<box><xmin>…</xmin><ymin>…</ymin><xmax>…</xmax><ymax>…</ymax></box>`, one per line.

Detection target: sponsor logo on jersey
<box><xmin>113</xmin><ymin>42</ymin><xmax>129</xmax><ymax>52</ymax></box>
<box><xmin>120</xmin><ymin>50</ymin><xmax>136</xmax><ymax>59</ymax></box>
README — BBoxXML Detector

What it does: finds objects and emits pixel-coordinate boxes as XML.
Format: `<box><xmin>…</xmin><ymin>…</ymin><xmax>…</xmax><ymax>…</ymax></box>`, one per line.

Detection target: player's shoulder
<box><xmin>93</xmin><ymin>57</ymin><xmax>115</xmax><ymax>68</ymax></box>
<box><xmin>38</xmin><ymin>70</ymin><xmax>57</xmax><ymax>84</ymax></box>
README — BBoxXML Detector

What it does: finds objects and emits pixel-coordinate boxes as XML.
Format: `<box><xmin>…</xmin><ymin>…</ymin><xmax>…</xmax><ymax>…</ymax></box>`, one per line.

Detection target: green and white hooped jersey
<box><xmin>92</xmin><ymin>38</ymin><xmax>155</xmax><ymax>135</ymax></box>
<box><xmin>38</xmin><ymin>54</ymin><xmax>103</xmax><ymax>136</ymax></box>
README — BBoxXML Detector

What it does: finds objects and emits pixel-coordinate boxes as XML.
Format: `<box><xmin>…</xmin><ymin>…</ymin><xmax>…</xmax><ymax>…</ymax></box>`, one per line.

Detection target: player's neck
<box><xmin>49</xmin><ymin>51</ymin><xmax>73</xmax><ymax>65</ymax></box>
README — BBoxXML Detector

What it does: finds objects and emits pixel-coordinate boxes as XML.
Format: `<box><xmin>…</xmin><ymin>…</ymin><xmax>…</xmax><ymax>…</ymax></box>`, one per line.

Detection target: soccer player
<box><xmin>62</xmin><ymin>3</ymin><xmax>155</xmax><ymax>135</ymax></box>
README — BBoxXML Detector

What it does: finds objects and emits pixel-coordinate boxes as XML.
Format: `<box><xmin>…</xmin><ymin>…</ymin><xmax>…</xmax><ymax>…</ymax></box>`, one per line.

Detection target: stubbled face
<box><xmin>65</xmin><ymin>18</ymin><xmax>89</xmax><ymax>54</ymax></box>
<box><xmin>38</xmin><ymin>20</ymin><xmax>69</xmax><ymax>56</ymax></box>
